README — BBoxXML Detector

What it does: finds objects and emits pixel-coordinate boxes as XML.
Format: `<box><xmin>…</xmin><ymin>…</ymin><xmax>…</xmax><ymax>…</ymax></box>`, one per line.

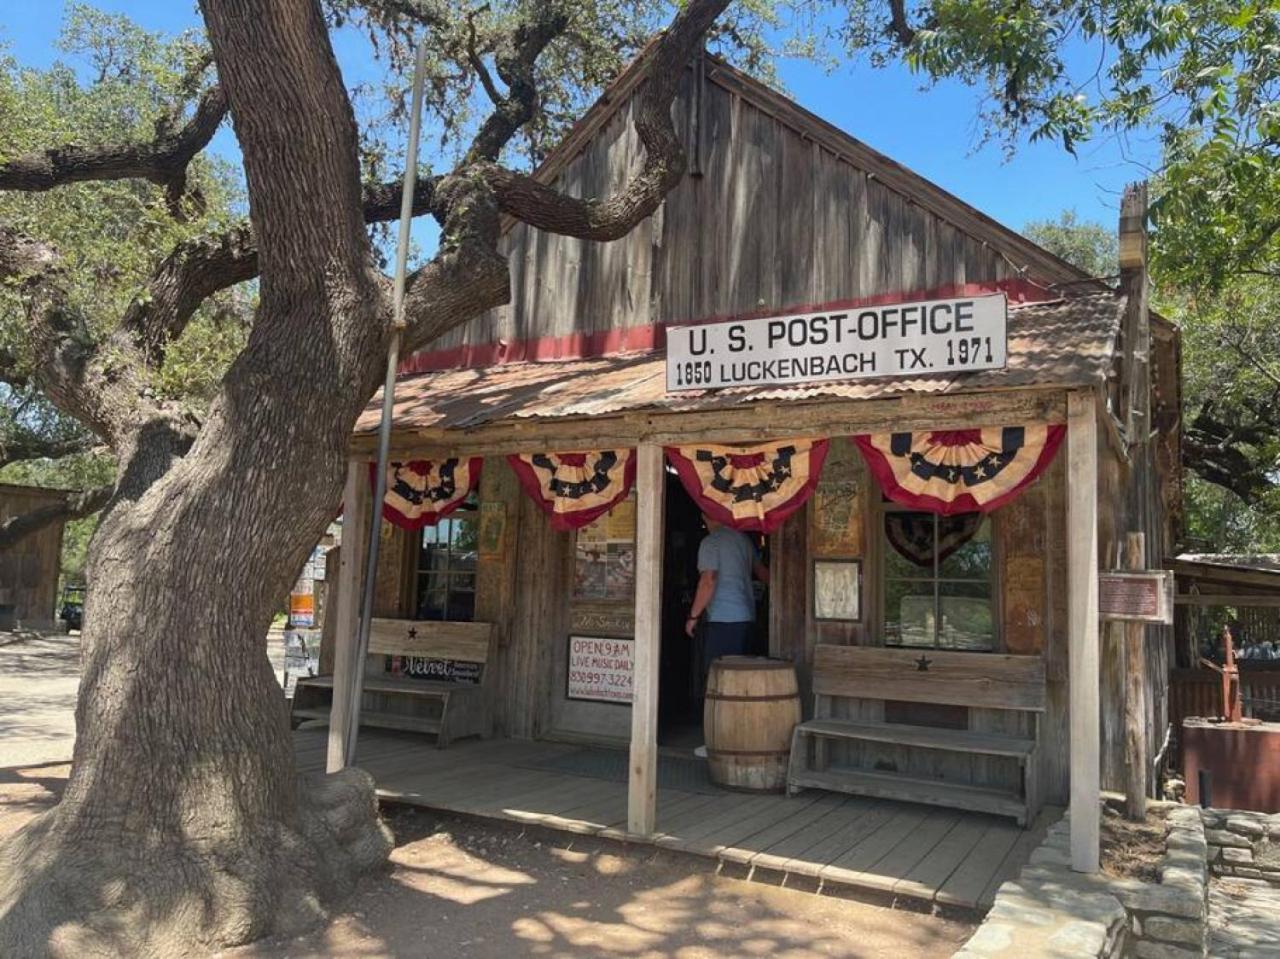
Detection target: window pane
<box><xmin>938</xmin><ymin>515</ymin><xmax>992</xmax><ymax>580</ymax></box>
<box><xmin>447</xmin><ymin>589</ymin><xmax>475</xmax><ymax>622</ymax></box>
<box><xmin>451</xmin><ymin>523</ymin><xmax>478</xmax><ymax>571</ymax></box>
<box><xmin>451</xmin><ymin>516</ymin><xmax>479</xmax><ymax>554</ymax></box>
<box><xmin>938</xmin><ymin>581</ymin><xmax>994</xmax><ymax>650</ymax></box>
<box><xmin>417</xmin><ymin>582</ymin><xmax>448</xmax><ymax>620</ymax></box>
<box><xmin>883</xmin><ymin>511</ymin><xmax>938</xmax><ymax>576</ymax></box>
<box><xmin>884</xmin><ymin>579</ymin><xmax>935</xmax><ymax>647</ymax></box>
<box><xmin>421</xmin><ymin>545</ymin><xmax>451</xmax><ymax>574</ymax></box>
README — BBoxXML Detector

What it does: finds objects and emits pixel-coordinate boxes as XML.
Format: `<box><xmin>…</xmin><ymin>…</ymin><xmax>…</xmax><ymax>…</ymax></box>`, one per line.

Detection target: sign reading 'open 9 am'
<box><xmin>666</xmin><ymin>294</ymin><xmax>1008</xmax><ymax>391</ymax></box>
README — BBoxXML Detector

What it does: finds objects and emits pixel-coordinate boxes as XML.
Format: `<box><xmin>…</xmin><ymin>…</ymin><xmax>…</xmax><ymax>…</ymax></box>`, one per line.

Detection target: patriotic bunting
<box><xmin>885</xmin><ymin>511</ymin><xmax>985</xmax><ymax>567</ymax></box>
<box><xmin>508</xmin><ymin>450</ymin><xmax>636</xmax><ymax>531</ymax></box>
<box><xmin>665</xmin><ymin>439</ymin><xmax>829</xmax><ymax>533</ymax></box>
<box><xmin>372</xmin><ymin>458</ymin><xmax>483</xmax><ymax>530</ymax></box>
<box><xmin>854</xmin><ymin>424</ymin><xmax>1065</xmax><ymax>516</ymax></box>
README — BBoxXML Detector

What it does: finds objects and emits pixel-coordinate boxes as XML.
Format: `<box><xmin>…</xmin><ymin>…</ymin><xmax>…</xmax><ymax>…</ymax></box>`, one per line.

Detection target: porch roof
<box><xmin>358</xmin><ymin>292</ymin><xmax>1124</xmax><ymax>439</ymax></box>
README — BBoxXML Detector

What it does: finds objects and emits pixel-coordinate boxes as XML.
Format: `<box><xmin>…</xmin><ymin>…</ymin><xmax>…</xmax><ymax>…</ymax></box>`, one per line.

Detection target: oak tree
<box><xmin>0</xmin><ymin>0</ymin><xmax>736</xmax><ymax>952</ymax></box>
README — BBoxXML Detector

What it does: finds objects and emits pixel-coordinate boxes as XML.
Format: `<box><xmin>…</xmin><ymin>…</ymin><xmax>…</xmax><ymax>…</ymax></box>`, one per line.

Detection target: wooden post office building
<box><xmin>297</xmin><ymin>51</ymin><xmax>1182</xmax><ymax>897</ymax></box>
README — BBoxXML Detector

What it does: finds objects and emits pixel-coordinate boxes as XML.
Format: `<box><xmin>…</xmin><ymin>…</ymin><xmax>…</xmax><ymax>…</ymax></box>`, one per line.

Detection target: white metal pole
<box><xmin>344</xmin><ymin>40</ymin><xmax>430</xmax><ymax>764</ymax></box>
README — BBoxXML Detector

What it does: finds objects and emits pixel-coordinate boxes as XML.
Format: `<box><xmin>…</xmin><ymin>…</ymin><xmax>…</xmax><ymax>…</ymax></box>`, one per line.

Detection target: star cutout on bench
<box><xmin>407</xmin><ymin>627</ymin><xmax>418</xmax><ymax>640</ymax></box>
<box><xmin>915</xmin><ymin>654</ymin><xmax>932</xmax><ymax>672</ymax></box>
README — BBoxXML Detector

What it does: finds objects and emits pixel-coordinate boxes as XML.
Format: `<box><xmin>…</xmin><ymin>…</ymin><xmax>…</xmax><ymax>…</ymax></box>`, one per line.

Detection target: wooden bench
<box><xmin>292</xmin><ymin>618</ymin><xmax>493</xmax><ymax>748</ymax></box>
<box><xmin>786</xmin><ymin>645</ymin><xmax>1046</xmax><ymax>825</ymax></box>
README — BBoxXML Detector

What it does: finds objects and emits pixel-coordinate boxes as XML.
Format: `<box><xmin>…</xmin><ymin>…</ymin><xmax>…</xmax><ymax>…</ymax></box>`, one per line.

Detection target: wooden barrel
<box><xmin>703</xmin><ymin>656</ymin><xmax>801</xmax><ymax>792</ymax></box>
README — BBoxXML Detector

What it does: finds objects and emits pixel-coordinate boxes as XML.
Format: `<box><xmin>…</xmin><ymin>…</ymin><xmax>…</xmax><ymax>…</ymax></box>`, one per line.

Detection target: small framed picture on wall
<box><xmin>813</xmin><ymin>559</ymin><xmax>862</xmax><ymax>622</ymax></box>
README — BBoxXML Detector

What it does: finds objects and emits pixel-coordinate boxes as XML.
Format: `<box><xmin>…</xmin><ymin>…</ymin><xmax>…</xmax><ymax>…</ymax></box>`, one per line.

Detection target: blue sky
<box><xmin>0</xmin><ymin>1</ymin><xmax>1159</xmax><ymax>244</ymax></box>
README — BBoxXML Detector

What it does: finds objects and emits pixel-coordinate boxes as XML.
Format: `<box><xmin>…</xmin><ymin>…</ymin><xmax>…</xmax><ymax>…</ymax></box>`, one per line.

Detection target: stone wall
<box><xmin>955</xmin><ymin>804</ymin><xmax>1209</xmax><ymax>959</ymax></box>
<box><xmin>1203</xmin><ymin>809</ymin><xmax>1280</xmax><ymax>884</ymax></box>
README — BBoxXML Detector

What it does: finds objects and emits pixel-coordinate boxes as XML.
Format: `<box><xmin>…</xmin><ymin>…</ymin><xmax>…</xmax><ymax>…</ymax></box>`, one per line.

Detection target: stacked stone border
<box><xmin>1203</xmin><ymin>809</ymin><xmax>1280</xmax><ymax>884</ymax></box>
<box><xmin>954</xmin><ymin>802</ymin><xmax>1209</xmax><ymax>958</ymax></box>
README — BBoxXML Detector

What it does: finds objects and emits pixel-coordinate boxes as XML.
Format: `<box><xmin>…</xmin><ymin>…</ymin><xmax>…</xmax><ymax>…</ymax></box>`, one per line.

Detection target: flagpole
<box><xmin>345</xmin><ymin>40</ymin><xmax>429</xmax><ymax>764</ymax></box>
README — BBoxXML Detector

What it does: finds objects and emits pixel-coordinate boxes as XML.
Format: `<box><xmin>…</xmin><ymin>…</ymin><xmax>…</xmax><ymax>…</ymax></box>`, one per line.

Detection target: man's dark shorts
<box><xmin>701</xmin><ymin>620</ymin><xmax>754</xmax><ymax>688</ymax></box>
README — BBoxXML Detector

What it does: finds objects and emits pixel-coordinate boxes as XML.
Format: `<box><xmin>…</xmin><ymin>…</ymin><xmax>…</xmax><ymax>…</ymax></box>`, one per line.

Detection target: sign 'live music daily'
<box><xmin>666</xmin><ymin>294</ymin><xmax>1008</xmax><ymax>391</ymax></box>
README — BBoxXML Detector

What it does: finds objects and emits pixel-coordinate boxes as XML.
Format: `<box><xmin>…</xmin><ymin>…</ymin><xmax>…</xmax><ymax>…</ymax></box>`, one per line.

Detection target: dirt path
<box><xmin>1</xmin><ymin>635</ymin><xmax>975</xmax><ymax>957</ymax></box>
<box><xmin>229</xmin><ymin>804</ymin><xmax>975</xmax><ymax>958</ymax></box>
<box><xmin>0</xmin><ymin>633</ymin><xmax>79</xmax><ymax>768</ymax></box>
<box><xmin>1</xmin><ymin>766</ymin><xmax>973</xmax><ymax>958</ymax></box>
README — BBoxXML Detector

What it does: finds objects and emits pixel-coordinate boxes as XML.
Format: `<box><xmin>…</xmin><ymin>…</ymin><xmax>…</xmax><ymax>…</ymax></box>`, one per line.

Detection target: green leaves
<box><xmin>0</xmin><ymin>7</ymin><xmax>247</xmax><ymax>502</ymax></box>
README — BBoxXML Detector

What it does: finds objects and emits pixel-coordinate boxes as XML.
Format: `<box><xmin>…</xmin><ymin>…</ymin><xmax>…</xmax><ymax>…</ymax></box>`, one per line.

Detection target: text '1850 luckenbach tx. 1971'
<box><xmin>665</xmin><ymin>293</ymin><xmax>1008</xmax><ymax>391</ymax></box>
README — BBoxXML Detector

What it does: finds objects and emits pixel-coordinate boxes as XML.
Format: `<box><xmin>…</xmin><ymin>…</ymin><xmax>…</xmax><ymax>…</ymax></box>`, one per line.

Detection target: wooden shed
<box><xmin>299</xmin><ymin>52</ymin><xmax>1183</xmax><ymax>894</ymax></box>
<box><xmin>0</xmin><ymin>483</ymin><xmax>69</xmax><ymax>630</ymax></box>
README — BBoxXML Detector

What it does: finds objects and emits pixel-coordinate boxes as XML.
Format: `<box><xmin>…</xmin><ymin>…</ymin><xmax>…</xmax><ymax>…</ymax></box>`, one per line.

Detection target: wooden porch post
<box><xmin>628</xmin><ymin>443</ymin><xmax>665</xmax><ymax>835</ymax></box>
<box><xmin>1067</xmin><ymin>390</ymin><xmax>1101</xmax><ymax>872</ymax></box>
<box><xmin>327</xmin><ymin>459</ymin><xmax>371</xmax><ymax>773</ymax></box>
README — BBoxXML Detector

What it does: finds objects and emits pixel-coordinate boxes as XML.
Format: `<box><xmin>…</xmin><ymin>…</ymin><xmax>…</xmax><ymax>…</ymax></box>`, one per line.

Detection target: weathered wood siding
<box><xmin>432</xmin><ymin>71</ymin><xmax>1024</xmax><ymax>353</ymax></box>
<box><xmin>0</xmin><ymin>485</ymin><xmax>67</xmax><ymax>629</ymax></box>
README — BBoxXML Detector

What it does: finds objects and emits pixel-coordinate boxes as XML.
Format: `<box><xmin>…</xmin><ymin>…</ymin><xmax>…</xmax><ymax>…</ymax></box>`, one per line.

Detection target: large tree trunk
<box><xmin>0</xmin><ymin>0</ymin><xmax>729</xmax><ymax>948</ymax></box>
<box><xmin>0</xmin><ymin>281</ymin><xmax>394</xmax><ymax>958</ymax></box>
<box><xmin>0</xmin><ymin>2</ymin><xmax>395</xmax><ymax>954</ymax></box>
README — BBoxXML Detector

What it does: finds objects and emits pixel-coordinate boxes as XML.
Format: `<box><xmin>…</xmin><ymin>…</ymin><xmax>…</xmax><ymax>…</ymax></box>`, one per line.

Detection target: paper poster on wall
<box><xmin>572</xmin><ymin>496</ymin><xmax>637</xmax><ymax>602</ymax></box>
<box><xmin>478</xmin><ymin>501</ymin><xmax>506</xmax><ymax>558</ymax></box>
<box><xmin>604</xmin><ymin>497</ymin><xmax>636</xmax><ymax>542</ymax></box>
<box><xmin>813</xmin><ymin>559</ymin><xmax>862</xmax><ymax>622</ymax></box>
<box><xmin>567</xmin><ymin>635</ymin><xmax>634</xmax><ymax>704</ymax></box>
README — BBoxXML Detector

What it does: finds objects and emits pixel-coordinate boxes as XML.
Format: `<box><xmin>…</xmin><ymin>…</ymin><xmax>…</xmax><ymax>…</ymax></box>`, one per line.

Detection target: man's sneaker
<box><xmin>694</xmin><ymin>745</ymin><xmax>708</xmax><ymax>758</ymax></box>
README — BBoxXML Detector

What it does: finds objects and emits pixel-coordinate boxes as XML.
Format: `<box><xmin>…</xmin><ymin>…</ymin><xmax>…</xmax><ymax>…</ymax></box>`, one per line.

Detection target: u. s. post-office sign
<box><xmin>666</xmin><ymin>294</ymin><xmax>1008</xmax><ymax>391</ymax></box>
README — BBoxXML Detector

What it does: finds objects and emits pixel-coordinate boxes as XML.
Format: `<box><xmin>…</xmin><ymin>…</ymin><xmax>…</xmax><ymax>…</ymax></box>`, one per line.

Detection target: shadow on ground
<box><xmin>0</xmin><ymin>762</ymin><xmax>974</xmax><ymax>958</ymax></box>
<box><xmin>233</xmin><ymin>805</ymin><xmax>975</xmax><ymax>958</ymax></box>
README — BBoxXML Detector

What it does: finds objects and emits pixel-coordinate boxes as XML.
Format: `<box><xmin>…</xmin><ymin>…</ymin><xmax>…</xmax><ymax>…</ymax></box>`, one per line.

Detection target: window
<box><xmin>414</xmin><ymin>507</ymin><xmax>478</xmax><ymax>621</ymax></box>
<box><xmin>881</xmin><ymin>505</ymin><xmax>995</xmax><ymax>651</ymax></box>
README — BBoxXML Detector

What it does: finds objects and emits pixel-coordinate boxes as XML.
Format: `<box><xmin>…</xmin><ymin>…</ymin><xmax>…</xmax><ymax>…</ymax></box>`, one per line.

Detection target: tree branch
<box><xmin>475</xmin><ymin>0</ymin><xmax>732</xmax><ymax>240</ymax></box>
<box><xmin>120</xmin><ymin>177</ymin><xmax>441</xmax><ymax>364</ymax></box>
<box><xmin>0</xmin><ymin>484</ymin><xmax>113</xmax><ymax>552</ymax></box>
<box><xmin>400</xmin><ymin>0</ymin><xmax>731</xmax><ymax>351</ymax></box>
<box><xmin>0</xmin><ymin>85</ymin><xmax>228</xmax><ymax>209</ymax></box>
<box><xmin>886</xmin><ymin>0</ymin><xmax>918</xmax><ymax>46</ymax></box>
<box><xmin>465</xmin><ymin>0</ymin><xmax>571</xmax><ymax>164</ymax></box>
<box><xmin>1184</xmin><ymin>405</ymin><xmax>1276</xmax><ymax>503</ymax></box>
<box><xmin>0</xmin><ymin>434</ymin><xmax>95</xmax><ymax>470</ymax></box>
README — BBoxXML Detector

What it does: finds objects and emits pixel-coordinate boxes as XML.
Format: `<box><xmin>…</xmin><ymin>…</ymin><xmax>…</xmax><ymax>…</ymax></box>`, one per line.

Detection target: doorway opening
<box><xmin>658</xmin><ymin>472</ymin><xmax>770</xmax><ymax>748</ymax></box>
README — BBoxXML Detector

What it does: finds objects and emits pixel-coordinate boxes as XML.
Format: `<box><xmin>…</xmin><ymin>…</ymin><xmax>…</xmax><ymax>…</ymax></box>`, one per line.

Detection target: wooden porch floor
<box><xmin>295</xmin><ymin>727</ymin><xmax>1058</xmax><ymax>912</ymax></box>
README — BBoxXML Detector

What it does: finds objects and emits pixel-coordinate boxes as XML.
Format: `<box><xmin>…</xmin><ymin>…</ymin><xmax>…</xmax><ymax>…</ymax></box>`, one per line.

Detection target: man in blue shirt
<box><xmin>686</xmin><ymin>514</ymin><xmax>770</xmax><ymax>673</ymax></box>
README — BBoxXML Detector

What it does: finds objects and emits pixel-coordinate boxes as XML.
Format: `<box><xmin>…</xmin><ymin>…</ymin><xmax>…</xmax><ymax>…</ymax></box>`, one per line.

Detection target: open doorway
<box><xmin>658</xmin><ymin>472</ymin><xmax>769</xmax><ymax>747</ymax></box>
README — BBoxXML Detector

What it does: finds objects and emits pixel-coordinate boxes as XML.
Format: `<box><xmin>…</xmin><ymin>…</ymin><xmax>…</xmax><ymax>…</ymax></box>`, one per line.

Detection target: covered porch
<box><xmin>295</xmin><ymin>725</ymin><xmax>1058</xmax><ymax>911</ymax></box>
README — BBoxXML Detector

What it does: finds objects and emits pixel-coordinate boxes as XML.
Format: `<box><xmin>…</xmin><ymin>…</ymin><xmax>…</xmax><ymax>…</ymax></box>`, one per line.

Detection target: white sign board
<box><xmin>666</xmin><ymin>294</ymin><xmax>1007</xmax><ymax>391</ymax></box>
<box><xmin>567</xmin><ymin>635</ymin><xmax>634</xmax><ymax>704</ymax></box>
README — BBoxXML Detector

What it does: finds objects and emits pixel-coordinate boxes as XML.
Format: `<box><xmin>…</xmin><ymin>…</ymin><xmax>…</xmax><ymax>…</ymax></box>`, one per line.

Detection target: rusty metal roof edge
<box><xmin>353</xmin><ymin>380</ymin><xmax>1083</xmax><ymax>439</ymax></box>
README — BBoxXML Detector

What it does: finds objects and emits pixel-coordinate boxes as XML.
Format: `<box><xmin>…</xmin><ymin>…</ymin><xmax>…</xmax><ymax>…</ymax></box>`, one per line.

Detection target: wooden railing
<box><xmin>1169</xmin><ymin>663</ymin><xmax>1280</xmax><ymax>766</ymax></box>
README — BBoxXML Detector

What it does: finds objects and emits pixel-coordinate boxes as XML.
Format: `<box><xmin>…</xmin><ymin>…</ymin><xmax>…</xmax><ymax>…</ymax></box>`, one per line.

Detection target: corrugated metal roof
<box><xmin>358</xmin><ymin>293</ymin><xmax>1124</xmax><ymax>435</ymax></box>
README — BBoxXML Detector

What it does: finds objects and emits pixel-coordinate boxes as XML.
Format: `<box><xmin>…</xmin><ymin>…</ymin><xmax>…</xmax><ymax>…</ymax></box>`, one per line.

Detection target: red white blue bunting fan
<box><xmin>665</xmin><ymin>440</ymin><xmax>829</xmax><ymax>533</ymax></box>
<box><xmin>884</xmin><ymin>512</ymin><xmax>985</xmax><ymax>567</ymax></box>
<box><xmin>508</xmin><ymin>450</ymin><xmax>636</xmax><ymax>531</ymax></box>
<box><xmin>372</xmin><ymin>458</ymin><xmax>483</xmax><ymax>529</ymax></box>
<box><xmin>854</xmin><ymin>424</ymin><xmax>1065</xmax><ymax>516</ymax></box>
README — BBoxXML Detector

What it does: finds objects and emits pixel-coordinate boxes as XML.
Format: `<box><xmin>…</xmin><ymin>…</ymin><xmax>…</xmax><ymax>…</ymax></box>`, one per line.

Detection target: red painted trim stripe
<box><xmin>400</xmin><ymin>278</ymin><xmax>1054</xmax><ymax>375</ymax></box>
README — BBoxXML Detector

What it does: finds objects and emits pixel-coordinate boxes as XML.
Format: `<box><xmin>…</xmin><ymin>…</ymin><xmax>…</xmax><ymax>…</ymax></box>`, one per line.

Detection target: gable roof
<box><xmin>517</xmin><ymin>49</ymin><xmax>1103</xmax><ymax>294</ymax></box>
